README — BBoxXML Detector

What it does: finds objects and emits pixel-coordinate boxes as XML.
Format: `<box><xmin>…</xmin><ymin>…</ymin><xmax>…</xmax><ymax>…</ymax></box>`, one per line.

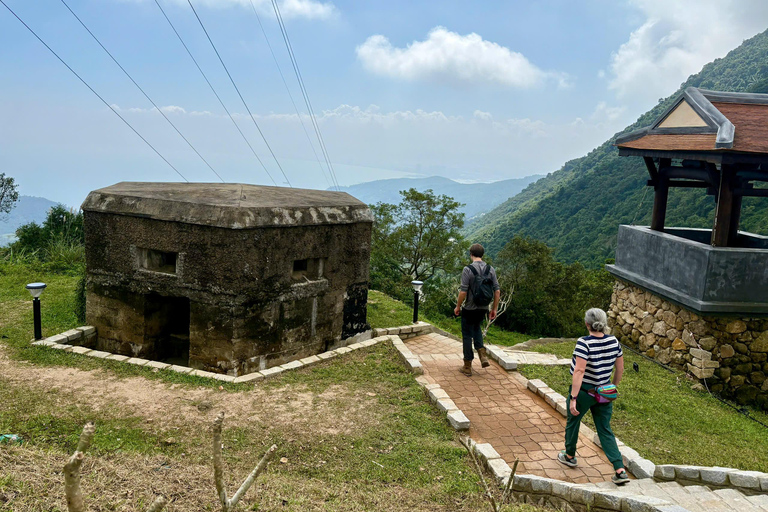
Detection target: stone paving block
<box><xmin>511</xmin><ymin>474</ymin><xmax>535</xmax><ymax>493</ymax></box>
<box><xmin>527</xmin><ymin>379</ymin><xmax>547</xmax><ymax>394</ymax></box>
<box><xmin>428</xmin><ymin>388</ymin><xmax>450</xmax><ymax>402</ymax></box>
<box><xmin>498</xmin><ymin>355</ymin><xmax>519</xmax><ymax>370</ymax></box>
<box><xmin>728</xmin><ymin>470</ymin><xmax>763</xmax><ymax>490</ymax></box>
<box><xmin>167</xmin><ymin>364</ymin><xmax>193</xmax><ymax>374</ymax></box>
<box><xmin>347</xmin><ymin>342</ymin><xmax>365</xmax><ymax>350</ymax></box>
<box><xmin>699</xmin><ymin>467</ymin><xmax>729</xmax><ymax>486</ymax></box>
<box><xmin>61</xmin><ymin>329</ymin><xmax>83</xmax><ymax>341</ymax></box>
<box><xmin>191</xmin><ymin>369</ymin><xmax>221</xmax><ymax>379</ymax></box>
<box><xmin>654</xmin><ymin>465</ymin><xmax>676</xmax><ymax>480</ymax></box>
<box><xmin>69</xmin><ymin>346</ymin><xmax>92</xmax><ymax>355</ymax></box>
<box><xmin>570</xmin><ymin>485</ymin><xmax>596</xmax><ymax>506</ymax></box>
<box><xmin>87</xmin><ymin>350</ymin><xmax>112</xmax><ymax>359</ymax></box>
<box><xmin>105</xmin><ymin>354</ymin><xmax>130</xmax><ymax>362</ymax></box>
<box><xmin>386</xmin><ymin>327</ymin><xmax>400</xmax><ymax>335</ymax></box>
<box><xmin>550</xmin><ymin>480</ymin><xmax>576</xmax><ymax>501</ymax></box>
<box><xmin>260</xmin><ymin>367</ymin><xmax>284</xmax><ymax>377</ymax></box>
<box><xmin>654</xmin><ymin>506</ymin><xmax>694</xmax><ymax>512</ymax></box>
<box><xmin>281</xmin><ymin>360</ymin><xmax>304</xmax><ymax>370</ymax></box>
<box><xmin>446</xmin><ymin>410</ymin><xmax>470</xmax><ymax>430</ymax></box>
<box><xmin>317</xmin><ymin>351</ymin><xmax>337</xmax><ymax>360</ymax></box>
<box><xmin>689</xmin><ymin>348</ymin><xmax>712</xmax><ymax>360</ymax></box>
<box><xmin>335</xmin><ymin>347</ymin><xmax>352</xmax><ymax>354</ymax></box>
<box><xmin>544</xmin><ymin>391</ymin><xmax>565</xmax><ymax>409</ymax></box>
<box><xmin>414</xmin><ymin>376</ymin><xmax>431</xmax><ymax>387</ymax></box>
<box><xmin>594</xmin><ymin>490</ymin><xmax>629</xmax><ymax>510</ymax></box>
<box><xmin>406</xmin><ymin>358</ymin><xmax>423</xmax><ymax>374</ymax></box>
<box><xmin>486</xmin><ymin>458</ymin><xmax>511</xmax><ymax>483</ymax></box>
<box><xmin>211</xmin><ymin>373</ymin><xmax>236</xmax><ymax>383</ymax></box>
<box><xmin>76</xmin><ymin>326</ymin><xmax>96</xmax><ymax>336</ymax></box>
<box><xmin>746</xmin><ymin>494</ymin><xmax>768</xmax><ymax>508</ymax></box>
<box><xmin>361</xmin><ymin>338</ymin><xmax>380</xmax><ymax>347</ymax></box>
<box><xmin>145</xmin><ymin>360</ymin><xmax>171</xmax><ymax>370</ymax></box>
<box><xmin>675</xmin><ymin>466</ymin><xmax>703</xmax><ymax>481</ymax></box>
<box><xmin>556</xmin><ymin>401</ymin><xmax>567</xmax><ymax>417</ymax></box>
<box><xmin>233</xmin><ymin>372</ymin><xmax>264</xmax><ymax>383</ymax></box>
<box><xmin>299</xmin><ymin>355</ymin><xmax>322</xmax><ymax>366</ymax></box>
<box><xmin>125</xmin><ymin>357</ymin><xmax>149</xmax><ymax>366</ymax></box>
<box><xmin>400</xmin><ymin>327</ymin><xmax>414</xmax><ymax>334</ymax></box>
<box><xmin>46</xmin><ymin>334</ymin><xmax>68</xmax><ymax>344</ymax></box>
<box><xmin>32</xmin><ymin>340</ymin><xmax>56</xmax><ymax>347</ymax></box>
<box><xmin>621</xmin><ymin>494</ymin><xmax>671</xmax><ymax>512</ymax></box>
<box><xmin>435</xmin><ymin>398</ymin><xmax>458</xmax><ymax>413</ymax></box>
<box><xmin>474</xmin><ymin>443</ymin><xmax>501</xmax><ymax>462</ymax></box>
<box><xmin>760</xmin><ymin>475</ymin><xmax>768</xmax><ymax>492</ymax></box>
<box><xmin>627</xmin><ymin>458</ymin><xmax>655</xmax><ymax>480</ymax></box>
<box><xmin>373</xmin><ymin>328</ymin><xmax>387</xmax><ymax>336</ymax></box>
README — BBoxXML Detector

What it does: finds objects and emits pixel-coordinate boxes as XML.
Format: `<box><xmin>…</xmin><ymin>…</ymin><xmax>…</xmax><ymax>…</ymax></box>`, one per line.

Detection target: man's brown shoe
<box><xmin>478</xmin><ymin>348</ymin><xmax>490</xmax><ymax>368</ymax></box>
<box><xmin>460</xmin><ymin>360</ymin><xmax>472</xmax><ymax>376</ymax></box>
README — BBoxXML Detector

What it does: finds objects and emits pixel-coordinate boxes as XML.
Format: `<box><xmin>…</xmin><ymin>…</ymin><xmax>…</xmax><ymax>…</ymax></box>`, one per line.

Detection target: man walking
<box><xmin>454</xmin><ymin>243</ymin><xmax>500</xmax><ymax>376</ymax></box>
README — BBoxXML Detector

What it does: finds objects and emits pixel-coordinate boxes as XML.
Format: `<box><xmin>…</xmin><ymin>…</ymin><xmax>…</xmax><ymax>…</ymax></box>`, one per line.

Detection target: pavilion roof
<box><xmin>616</xmin><ymin>88</ymin><xmax>768</xmax><ymax>155</ymax></box>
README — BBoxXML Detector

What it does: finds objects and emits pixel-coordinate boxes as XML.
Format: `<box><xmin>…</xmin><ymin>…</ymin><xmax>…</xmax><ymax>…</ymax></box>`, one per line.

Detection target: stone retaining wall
<box><xmin>608</xmin><ymin>279</ymin><xmax>768</xmax><ymax>410</ymax></box>
<box><xmin>654</xmin><ymin>464</ymin><xmax>768</xmax><ymax>495</ymax></box>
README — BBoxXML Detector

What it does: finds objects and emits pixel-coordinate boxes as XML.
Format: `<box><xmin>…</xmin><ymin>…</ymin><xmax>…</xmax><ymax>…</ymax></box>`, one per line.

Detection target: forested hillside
<box><xmin>467</xmin><ymin>29</ymin><xmax>768</xmax><ymax>267</ymax></box>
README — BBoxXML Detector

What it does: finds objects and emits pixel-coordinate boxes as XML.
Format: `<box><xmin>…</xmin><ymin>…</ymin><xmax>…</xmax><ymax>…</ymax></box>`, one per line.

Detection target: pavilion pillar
<box><xmin>650</xmin><ymin>158</ymin><xmax>670</xmax><ymax>232</ymax></box>
<box><xmin>712</xmin><ymin>166</ymin><xmax>739</xmax><ymax>247</ymax></box>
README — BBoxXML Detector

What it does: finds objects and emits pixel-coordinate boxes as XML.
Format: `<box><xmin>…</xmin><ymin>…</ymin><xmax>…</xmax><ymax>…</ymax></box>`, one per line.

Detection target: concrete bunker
<box><xmin>82</xmin><ymin>182</ymin><xmax>373</xmax><ymax>375</ymax></box>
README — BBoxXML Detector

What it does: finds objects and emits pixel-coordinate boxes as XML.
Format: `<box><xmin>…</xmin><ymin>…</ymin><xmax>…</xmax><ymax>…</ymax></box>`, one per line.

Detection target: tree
<box><xmin>370</xmin><ymin>189</ymin><xmax>467</xmax><ymax>296</ymax></box>
<box><xmin>0</xmin><ymin>173</ymin><xmax>19</xmax><ymax>218</ymax></box>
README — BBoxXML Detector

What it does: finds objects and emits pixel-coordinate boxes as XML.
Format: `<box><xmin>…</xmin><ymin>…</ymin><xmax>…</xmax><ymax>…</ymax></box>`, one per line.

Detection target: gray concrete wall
<box><xmin>608</xmin><ymin>225</ymin><xmax>768</xmax><ymax>315</ymax></box>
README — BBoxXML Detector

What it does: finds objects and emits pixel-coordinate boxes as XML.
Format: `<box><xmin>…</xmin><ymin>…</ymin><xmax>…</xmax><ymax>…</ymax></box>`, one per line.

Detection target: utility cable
<box><xmin>270</xmin><ymin>0</ymin><xmax>339</xmax><ymax>190</ymax></box>
<box><xmin>153</xmin><ymin>0</ymin><xmax>276</xmax><ymax>186</ymax></box>
<box><xmin>248</xmin><ymin>0</ymin><xmax>332</xmax><ymax>189</ymax></box>
<box><xmin>187</xmin><ymin>0</ymin><xmax>292</xmax><ymax>187</ymax></box>
<box><xmin>59</xmin><ymin>0</ymin><xmax>224</xmax><ymax>183</ymax></box>
<box><xmin>0</xmin><ymin>0</ymin><xmax>188</xmax><ymax>182</ymax></box>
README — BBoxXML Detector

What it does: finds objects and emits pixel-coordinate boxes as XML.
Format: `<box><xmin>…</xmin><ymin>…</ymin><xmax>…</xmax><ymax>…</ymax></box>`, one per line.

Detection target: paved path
<box><xmin>407</xmin><ymin>332</ymin><xmax>617</xmax><ymax>484</ymax></box>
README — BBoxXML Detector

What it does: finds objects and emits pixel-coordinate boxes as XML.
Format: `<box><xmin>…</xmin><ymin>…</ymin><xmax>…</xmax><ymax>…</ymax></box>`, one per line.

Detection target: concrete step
<box><xmin>576</xmin><ymin>478</ymin><xmax>765</xmax><ymax>512</ymax></box>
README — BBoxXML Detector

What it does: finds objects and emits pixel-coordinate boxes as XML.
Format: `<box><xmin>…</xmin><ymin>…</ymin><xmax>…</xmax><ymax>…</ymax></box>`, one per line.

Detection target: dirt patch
<box><xmin>0</xmin><ymin>351</ymin><xmax>374</xmax><ymax>437</ymax></box>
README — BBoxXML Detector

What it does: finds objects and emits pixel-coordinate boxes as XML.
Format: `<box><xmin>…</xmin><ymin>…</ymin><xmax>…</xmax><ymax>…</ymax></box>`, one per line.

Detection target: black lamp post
<box><xmin>26</xmin><ymin>282</ymin><xmax>46</xmax><ymax>340</ymax></box>
<box><xmin>411</xmin><ymin>280</ymin><xmax>423</xmax><ymax>323</ymax></box>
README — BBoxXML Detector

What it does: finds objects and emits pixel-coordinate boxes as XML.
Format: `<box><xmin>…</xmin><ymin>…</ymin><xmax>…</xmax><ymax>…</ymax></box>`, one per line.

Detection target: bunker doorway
<box><xmin>144</xmin><ymin>294</ymin><xmax>190</xmax><ymax>366</ymax></box>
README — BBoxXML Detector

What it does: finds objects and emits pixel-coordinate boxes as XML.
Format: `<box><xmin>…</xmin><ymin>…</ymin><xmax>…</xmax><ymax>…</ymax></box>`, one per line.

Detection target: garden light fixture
<box><xmin>26</xmin><ymin>282</ymin><xmax>46</xmax><ymax>340</ymax></box>
<box><xmin>411</xmin><ymin>280</ymin><xmax>423</xmax><ymax>323</ymax></box>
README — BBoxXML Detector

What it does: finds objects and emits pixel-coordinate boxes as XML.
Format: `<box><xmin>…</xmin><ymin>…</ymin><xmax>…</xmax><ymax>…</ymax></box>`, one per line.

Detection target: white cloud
<box><xmin>590</xmin><ymin>102</ymin><xmax>626</xmax><ymax>123</ymax></box>
<box><xmin>609</xmin><ymin>0</ymin><xmax>768</xmax><ymax>102</ymax></box>
<box><xmin>473</xmin><ymin>110</ymin><xmax>493</xmax><ymax>121</ymax></box>
<box><xmin>160</xmin><ymin>105</ymin><xmax>186</xmax><ymax>114</ymax></box>
<box><xmin>356</xmin><ymin>27</ymin><xmax>565</xmax><ymax>88</ymax></box>
<box><xmin>122</xmin><ymin>0</ymin><xmax>336</xmax><ymax>20</ymax></box>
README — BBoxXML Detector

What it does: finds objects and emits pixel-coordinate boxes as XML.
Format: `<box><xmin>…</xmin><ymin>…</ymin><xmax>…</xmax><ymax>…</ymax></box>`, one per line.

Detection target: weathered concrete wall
<box><xmin>608</xmin><ymin>279</ymin><xmax>768</xmax><ymax>410</ymax></box>
<box><xmin>84</xmin><ymin>210</ymin><xmax>371</xmax><ymax>374</ymax></box>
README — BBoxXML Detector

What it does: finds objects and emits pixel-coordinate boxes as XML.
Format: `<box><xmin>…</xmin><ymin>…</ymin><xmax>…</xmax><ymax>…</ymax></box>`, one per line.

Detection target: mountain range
<box><xmin>335</xmin><ymin>175</ymin><xmax>542</xmax><ymax>221</ymax></box>
<box><xmin>466</xmin><ymin>29</ymin><xmax>768</xmax><ymax>268</ymax></box>
<box><xmin>0</xmin><ymin>195</ymin><xmax>59</xmax><ymax>246</ymax></box>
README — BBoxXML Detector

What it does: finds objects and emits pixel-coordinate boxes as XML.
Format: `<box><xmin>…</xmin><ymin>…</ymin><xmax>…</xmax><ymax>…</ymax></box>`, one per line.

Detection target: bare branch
<box><xmin>64</xmin><ymin>421</ymin><xmax>95</xmax><ymax>512</ymax></box>
<box><xmin>459</xmin><ymin>437</ymin><xmax>497</xmax><ymax>512</ymax></box>
<box><xmin>500</xmin><ymin>459</ymin><xmax>519</xmax><ymax>505</ymax></box>
<box><xmin>229</xmin><ymin>444</ymin><xmax>277</xmax><ymax>507</ymax></box>
<box><xmin>145</xmin><ymin>496</ymin><xmax>168</xmax><ymax>512</ymax></box>
<box><xmin>212</xmin><ymin>412</ymin><xmax>230</xmax><ymax>511</ymax></box>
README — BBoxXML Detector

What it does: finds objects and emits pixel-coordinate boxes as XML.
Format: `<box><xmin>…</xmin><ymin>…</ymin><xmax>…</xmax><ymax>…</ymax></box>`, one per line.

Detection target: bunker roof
<box><xmin>81</xmin><ymin>182</ymin><xmax>373</xmax><ymax>229</ymax></box>
<box><xmin>616</xmin><ymin>88</ymin><xmax>768</xmax><ymax>155</ymax></box>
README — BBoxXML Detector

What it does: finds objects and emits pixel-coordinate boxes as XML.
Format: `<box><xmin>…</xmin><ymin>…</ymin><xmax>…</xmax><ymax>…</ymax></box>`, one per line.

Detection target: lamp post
<box><xmin>411</xmin><ymin>280</ymin><xmax>423</xmax><ymax>324</ymax></box>
<box><xmin>26</xmin><ymin>282</ymin><xmax>46</xmax><ymax>340</ymax></box>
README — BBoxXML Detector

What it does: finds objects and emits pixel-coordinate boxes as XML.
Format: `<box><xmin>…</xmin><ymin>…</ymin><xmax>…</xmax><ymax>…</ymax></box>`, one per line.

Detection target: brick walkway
<box><xmin>408</xmin><ymin>332</ymin><xmax>618</xmax><ymax>484</ymax></box>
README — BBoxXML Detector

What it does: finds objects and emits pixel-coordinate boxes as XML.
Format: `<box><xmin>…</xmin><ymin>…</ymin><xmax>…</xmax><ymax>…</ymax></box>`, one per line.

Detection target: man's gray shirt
<box><xmin>460</xmin><ymin>260</ymin><xmax>500</xmax><ymax>310</ymax></box>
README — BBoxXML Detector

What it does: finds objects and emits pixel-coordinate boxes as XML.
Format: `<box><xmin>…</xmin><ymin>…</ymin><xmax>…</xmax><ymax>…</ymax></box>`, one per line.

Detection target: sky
<box><xmin>2</xmin><ymin>0</ymin><xmax>768</xmax><ymax>207</ymax></box>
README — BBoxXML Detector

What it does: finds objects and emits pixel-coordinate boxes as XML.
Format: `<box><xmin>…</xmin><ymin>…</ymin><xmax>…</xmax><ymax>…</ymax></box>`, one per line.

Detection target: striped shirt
<box><xmin>570</xmin><ymin>334</ymin><xmax>623</xmax><ymax>387</ymax></box>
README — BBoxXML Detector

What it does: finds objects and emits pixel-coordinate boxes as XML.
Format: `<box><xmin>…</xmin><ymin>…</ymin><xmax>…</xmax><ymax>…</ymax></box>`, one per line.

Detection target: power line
<box><xmin>247</xmin><ymin>0</ymin><xmax>332</xmax><ymax>190</ymax></box>
<box><xmin>59</xmin><ymin>0</ymin><xmax>224</xmax><ymax>183</ymax></box>
<box><xmin>0</xmin><ymin>0</ymin><xmax>188</xmax><ymax>182</ymax></box>
<box><xmin>153</xmin><ymin>0</ymin><xmax>277</xmax><ymax>186</ymax></box>
<box><xmin>186</xmin><ymin>0</ymin><xmax>292</xmax><ymax>187</ymax></box>
<box><xmin>270</xmin><ymin>0</ymin><xmax>340</xmax><ymax>191</ymax></box>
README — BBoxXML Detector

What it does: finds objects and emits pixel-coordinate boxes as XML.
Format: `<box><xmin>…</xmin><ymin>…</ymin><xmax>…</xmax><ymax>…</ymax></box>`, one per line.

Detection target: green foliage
<box><xmin>0</xmin><ymin>173</ymin><xmax>19</xmax><ymax>216</ymax></box>
<box><xmin>493</xmin><ymin>237</ymin><xmax>614</xmax><ymax>337</ymax></box>
<box><xmin>8</xmin><ymin>204</ymin><xmax>84</xmax><ymax>272</ymax></box>
<box><xmin>370</xmin><ymin>188</ymin><xmax>468</xmax><ymax>301</ymax></box>
<box><xmin>467</xmin><ymin>28</ymin><xmax>768</xmax><ymax>267</ymax></box>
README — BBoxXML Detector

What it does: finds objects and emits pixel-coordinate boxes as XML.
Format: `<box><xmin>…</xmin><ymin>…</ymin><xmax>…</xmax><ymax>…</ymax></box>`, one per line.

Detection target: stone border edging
<box><xmin>653</xmin><ymin>464</ymin><xmax>768</xmax><ymax>494</ymax></box>
<box><xmin>412</xmin><ymin>375</ymin><xmax>471</xmax><ymax>434</ymax></box>
<box><xmin>31</xmin><ymin>328</ymin><xmax>387</xmax><ymax>384</ymax></box>
<box><xmin>373</xmin><ymin>321</ymin><xmax>433</xmax><ymax>340</ymax></box>
<box><xmin>486</xmin><ymin>344</ymin><xmax>519</xmax><ymax>370</ymax></box>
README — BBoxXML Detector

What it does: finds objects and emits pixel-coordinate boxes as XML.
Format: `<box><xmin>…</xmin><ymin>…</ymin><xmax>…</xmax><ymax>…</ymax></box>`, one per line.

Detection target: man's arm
<box><xmin>454</xmin><ymin>291</ymin><xmax>467</xmax><ymax>316</ymax></box>
<box><xmin>489</xmin><ymin>290</ymin><xmax>501</xmax><ymax>320</ymax></box>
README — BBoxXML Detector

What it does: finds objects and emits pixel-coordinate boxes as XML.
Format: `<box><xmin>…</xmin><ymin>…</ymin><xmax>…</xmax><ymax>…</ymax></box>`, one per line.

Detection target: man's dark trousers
<box><xmin>461</xmin><ymin>308</ymin><xmax>486</xmax><ymax>361</ymax></box>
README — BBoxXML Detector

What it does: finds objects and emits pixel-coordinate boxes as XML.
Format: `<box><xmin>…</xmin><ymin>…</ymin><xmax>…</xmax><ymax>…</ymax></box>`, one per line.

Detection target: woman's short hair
<box><xmin>469</xmin><ymin>243</ymin><xmax>485</xmax><ymax>258</ymax></box>
<box><xmin>585</xmin><ymin>308</ymin><xmax>608</xmax><ymax>333</ymax></box>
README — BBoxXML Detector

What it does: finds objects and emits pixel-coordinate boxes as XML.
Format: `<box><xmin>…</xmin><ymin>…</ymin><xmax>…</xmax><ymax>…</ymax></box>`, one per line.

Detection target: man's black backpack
<box><xmin>468</xmin><ymin>264</ymin><xmax>495</xmax><ymax>308</ymax></box>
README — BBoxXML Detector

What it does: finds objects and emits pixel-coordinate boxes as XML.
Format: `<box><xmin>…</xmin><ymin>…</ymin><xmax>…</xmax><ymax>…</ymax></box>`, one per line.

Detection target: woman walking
<box><xmin>557</xmin><ymin>308</ymin><xmax>629</xmax><ymax>485</ymax></box>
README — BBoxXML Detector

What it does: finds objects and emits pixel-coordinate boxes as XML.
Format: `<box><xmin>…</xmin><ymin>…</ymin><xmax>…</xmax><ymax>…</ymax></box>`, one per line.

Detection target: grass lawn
<box><xmin>520</xmin><ymin>340</ymin><xmax>768</xmax><ymax>472</ymax></box>
<box><xmin>368</xmin><ymin>290</ymin><xmax>530</xmax><ymax>347</ymax></box>
<box><xmin>0</xmin><ymin>261</ymin><xmax>543</xmax><ymax>511</ymax></box>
